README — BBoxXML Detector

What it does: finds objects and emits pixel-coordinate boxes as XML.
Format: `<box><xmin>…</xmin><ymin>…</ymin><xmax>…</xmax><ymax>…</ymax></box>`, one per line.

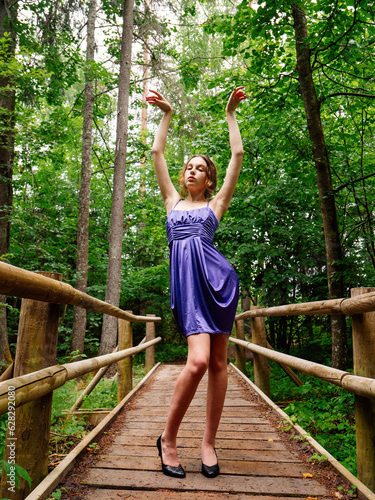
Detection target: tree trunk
<box><xmin>0</xmin><ymin>0</ymin><xmax>17</xmax><ymax>371</ymax></box>
<box><xmin>71</xmin><ymin>0</ymin><xmax>97</xmax><ymax>355</ymax></box>
<box><xmin>292</xmin><ymin>4</ymin><xmax>347</xmax><ymax>369</ymax></box>
<box><xmin>100</xmin><ymin>0</ymin><xmax>134</xmax><ymax>355</ymax></box>
<box><xmin>140</xmin><ymin>0</ymin><xmax>149</xmax><ymax>186</ymax></box>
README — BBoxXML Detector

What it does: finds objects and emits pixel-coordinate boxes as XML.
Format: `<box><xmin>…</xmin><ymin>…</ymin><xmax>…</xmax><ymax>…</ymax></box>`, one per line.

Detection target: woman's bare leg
<box><xmin>160</xmin><ymin>333</ymin><xmax>211</xmax><ymax>466</ymax></box>
<box><xmin>201</xmin><ymin>334</ymin><xmax>230</xmax><ymax>466</ymax></box>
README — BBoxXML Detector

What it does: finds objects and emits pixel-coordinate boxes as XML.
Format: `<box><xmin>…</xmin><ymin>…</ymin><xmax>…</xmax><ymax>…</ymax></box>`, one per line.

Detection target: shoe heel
<box><xmin>156</xmin><ymin>435</ymin><xmax>186</xmax><ymax>479</ymax></box>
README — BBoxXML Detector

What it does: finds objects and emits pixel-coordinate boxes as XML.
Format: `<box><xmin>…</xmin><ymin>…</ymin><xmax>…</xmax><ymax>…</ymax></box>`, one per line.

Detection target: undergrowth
<box><xmin>0</xmin><ymin>362</ymin><xmax>146</xmax><ymax>470</ymax></box>
<box><xmin>247</xmin><ymin>360</ymin><xmax>357</xmax><ymax>475</ymax></box>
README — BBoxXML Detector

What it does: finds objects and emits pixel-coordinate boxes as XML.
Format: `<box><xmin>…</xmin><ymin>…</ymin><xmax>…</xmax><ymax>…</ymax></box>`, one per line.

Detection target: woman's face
<box><xmin>184</xmin><ymin>157</ymin><xmax>208</xmax><ymax>193</ymax></box>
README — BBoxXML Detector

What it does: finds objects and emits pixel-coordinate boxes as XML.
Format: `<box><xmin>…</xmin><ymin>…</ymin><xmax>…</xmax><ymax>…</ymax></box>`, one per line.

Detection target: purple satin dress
<box><xmin>166</xmin><ymin>200</ymin><xmax>239</xmax><ymax>337</ymax></box>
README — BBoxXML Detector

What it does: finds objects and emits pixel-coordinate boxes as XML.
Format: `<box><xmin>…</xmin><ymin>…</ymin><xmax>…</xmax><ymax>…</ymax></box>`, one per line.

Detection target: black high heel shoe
<box><xmin>201</xmin><ymin>448</ymin><xmax>220</xmax><ymax>478</ymax></box>
<box><xmin>156</xmin><ymin>435</ymin><xmax>186</xmax><ymax>478</ymax></box>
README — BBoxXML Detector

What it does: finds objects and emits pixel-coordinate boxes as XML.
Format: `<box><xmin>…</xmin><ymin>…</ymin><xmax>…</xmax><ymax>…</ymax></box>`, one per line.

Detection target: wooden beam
<box><xmin>0</xmin><ymin>338</ymin><xmax>161</xmax><ymax>415</ymax></box>
<box><xmin>266</xmin><ymin>341</ymin><xmax>303</xmax><ymax>387</ymax></box>
<box><xmin>351</xmin><ymin>287</ymin><xmax>375</xmax><ymax>491</ymax></box>
<box><xmin>145</xmin><ymin>314</ymin><xmax>156</xmax><ymax>373</ymax></box>
<box><xmin>1</xmin><ymin>272</ymin><xmax>61</xmax><ymax>499</ymax></box>
<box><xmin>117</xmin><ymin>318</ymin><xmax>133</xmax><ymax>402</ymax></box>
<box><xmin>235</xmin><ymin>290</ymin><xmax>375</xmax><ymax>320</ymax></box>
<box><xmin>229</xmin><ymin>337</ymin><xmax>375</xmax><ymax>399</ymax></box>
<box><xmin>234</xmin><ymin>319</ymin><xmax>246</xmax><ymax>375</ymax></box>
<box><xmin>70</xmin><ymin>347</ymin><xmax>119</xmax><ymax>412</ymax></box>
<box><xmin>0</xmin><ymin>261</ymin><xmax>160</xmax><ymax>323</ymax></box>
<box><xmin>0</xmin><ymin>361</ymin><xmax>13</xmax><ymax>382</ymax></box>
<box><xmin>235</xmin><ymin>298</ymin><xmax>343</xmax><ymax>319</ymax></box>
<box><xmin>250</xmin><ymin>308</ymin><xmax>271</xmax><ymax>397</ymax></box>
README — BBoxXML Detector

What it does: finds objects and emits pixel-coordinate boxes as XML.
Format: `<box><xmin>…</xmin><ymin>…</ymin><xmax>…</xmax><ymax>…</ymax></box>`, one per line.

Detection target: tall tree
<box><xmin>291</xmin><ymin>4</ymin><xmax>346</xmax><ymax>369</ymax></box>
<box><xmin>71</xmin><ymin>0</ymin><xmax>98</xmax><ymax>354</ymax></box>
<box><xmin>203</xmin><ymin>0</ymin><xmax>375</xmax><ymax>368</ymax></box>
<box><xmin>0</xmin><ymin>0</ymin><xmax>17</xmax><ymax>371</ymax></box>
<box><xmin>100</xmin><ymin>0</ymin><xmax>135</xmax><ymax>355</ymax></box>
<box><xmin>139</xmin><ymin>0</ymin><xmax>150</xmax><ymax>190</ymax></box>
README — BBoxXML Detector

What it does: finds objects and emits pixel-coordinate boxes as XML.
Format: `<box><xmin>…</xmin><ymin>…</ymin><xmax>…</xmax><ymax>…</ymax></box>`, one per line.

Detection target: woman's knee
<box><xmin>186</xmin><ymin>333</ymin><xmax>210</xmax><ymax>378</ymax></box>
<box><xmin>209</xmin><ymin>355</ymin><xmax>227</xmax><ymax>374</ymax></box>
<box><xmin>187</xmin><ymin>355</ymin><xmax>209</xmax><ymax>378</ymax></box>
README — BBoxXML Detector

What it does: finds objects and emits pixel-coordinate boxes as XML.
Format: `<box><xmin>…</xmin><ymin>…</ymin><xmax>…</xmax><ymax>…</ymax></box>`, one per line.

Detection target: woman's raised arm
<box><xmin>146</xmin><ymin>90</ymin><xmax>180</xmax><ymax>212</ymax></box>
<box><xmin>210</xmin><ymin>87</ymin><xmax>247</xmax><ymax>220</ymax></box>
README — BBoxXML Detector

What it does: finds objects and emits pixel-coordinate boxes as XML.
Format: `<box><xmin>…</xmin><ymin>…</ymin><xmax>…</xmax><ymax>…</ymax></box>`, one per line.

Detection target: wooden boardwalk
<box><xmin>60</xmin><ymin>364</ymin><xmax>342</xmax><ymax>499</ymax></box>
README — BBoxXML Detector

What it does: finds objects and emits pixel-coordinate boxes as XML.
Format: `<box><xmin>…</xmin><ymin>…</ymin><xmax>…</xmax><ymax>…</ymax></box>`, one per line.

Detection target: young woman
<box><xmin>146</xmin><ymin>87</ymin><xmax>246</xmax><ymax>479</ymax></box>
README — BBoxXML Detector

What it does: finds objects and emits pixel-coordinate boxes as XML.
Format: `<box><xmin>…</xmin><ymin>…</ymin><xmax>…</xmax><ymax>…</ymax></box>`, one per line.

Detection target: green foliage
<box><xmin>47</xmin><ymin>488</ymin><xmax>67</xmax><ymax>500</ymax></box>
<box><xmin>0</xmin><ymin>414</ymin><xmax>8</xmax><ymax>468</ymax></box>
<box><xmin>309</xmin><ymin>452</ymin><xmax>328</xmax><ymax>464</ymax></box>
<box><xmin>49</xmin><ymin>365</ymin><xmax>144</xmax><ymax>458</ymax></box>
<box><xmin>267</xmin><ymin>362</ymin><xmax>356</xmax><ymax>475</ymax></box>
<box><xmin>80</xmin><ymin>378</ymin><xmax>118</xmax><ymax>410</ymax></box>
<box><xmin>156</xmin><ymin>342</ymin><xmax>188</xmax><ymax>364</ymax></box>
<box><xmin>3</xmin><ymin>0</ymin><xmax>375</xmax><ymax>365</ymax></box>
<box><xmin>0</xmin><ymin>460</ymin><xmax>32</xmax><ymax>489</ymax></box>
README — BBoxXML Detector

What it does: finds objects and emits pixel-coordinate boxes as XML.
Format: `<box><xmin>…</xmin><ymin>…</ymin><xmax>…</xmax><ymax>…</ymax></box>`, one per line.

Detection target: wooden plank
<box><xmin>104</xmin><ymin>445</ymin><xmax>299</xmax><ymax>462</ymax></box>
<box><xmin>231</xmin><ymin>363</ymin><xmax>375</xmax><ymax>500</ymax></box>
<box><xmin>94</xmin><ymin>455</ymin><xmax>309</xmax><ymax>477</ymax></box>
<box><xmin>121</xmin><ymin>408</ymin><xmax>263</xmax><ymax>418</ymax></box>
<box><xmin>121</xmin><ymin>410</ymin><xmax>264</xmax><ymax>425</ymax></box>
<box><xmin>114</xmin><ymin>436</ymin><xmax>287</xmax><ymax>450</ymax></box>
<box><xmin>116</xmin><ymin>427</ymin><xmax>280</xmax><ymax>439</ymax></box>
<box><xmin>84</xmin><ymin>490</ymin><xmax>310</xmax><ymax>500</ymax></box>
<box><xmin>136</xmin><ymin>397</ymin><xmax>256</xmax><ymax>407</ymax></box>
<box><xmin>150</xmin><ymin>385</ymin><xmax>244</xmax><ymax>394</ymax></box>
<box><xmin>117</xmin><ymin>419</ymin><xmax>266</xmax><ymax>429</ymax></box>
<box><xmin>82</xmin><ymin>469</ymin><xmax>328</xmax><ymax>496</ymax></box>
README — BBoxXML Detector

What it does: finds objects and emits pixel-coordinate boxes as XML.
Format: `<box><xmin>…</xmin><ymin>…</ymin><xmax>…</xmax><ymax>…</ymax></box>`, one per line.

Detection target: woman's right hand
<box><xmin>226</xmin><ymin>86</ymin><xmax>246</xmax><ymax>114</ymax></box>
<box><xmin>146</xmin><ymin>90</ymin><xmax>173</xmax><ymax>113</ymax></box>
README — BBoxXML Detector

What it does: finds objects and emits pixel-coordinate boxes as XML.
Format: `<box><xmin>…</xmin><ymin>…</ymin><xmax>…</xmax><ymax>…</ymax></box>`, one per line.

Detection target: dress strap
<box><xmin>173</xmin><ymin>199</ymin><xmax>182</xmax><ymax>209</ymax></box>
<box><xmin>206</xmin><ymin>200</ymin><xmax>210</xmax><ymax>207</ymax></box>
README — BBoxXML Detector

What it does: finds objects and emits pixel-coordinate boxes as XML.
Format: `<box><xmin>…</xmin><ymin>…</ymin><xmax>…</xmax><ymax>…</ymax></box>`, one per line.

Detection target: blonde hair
<box><xmin>178</xmin><ymin>155</ymin><xmax>217</xmax><ymax>199</ymax></box>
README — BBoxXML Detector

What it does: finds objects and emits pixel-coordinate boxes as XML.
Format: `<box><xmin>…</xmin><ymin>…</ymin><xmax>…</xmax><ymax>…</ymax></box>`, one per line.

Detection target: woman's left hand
<box><xmin>226</xmin><ymin>86</ymin><xmax>247</xmax><ymax>113</ymax></box>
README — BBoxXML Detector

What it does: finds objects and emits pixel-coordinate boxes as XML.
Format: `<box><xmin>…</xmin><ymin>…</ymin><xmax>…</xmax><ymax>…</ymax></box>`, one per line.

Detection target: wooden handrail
<box><xmin>0</xmin><ymin>264</ymin><xmax>162</xmax><ymax>498</ymax></box>
<box><xmin>233</xmin><ymin>288</ymin><xmax>375</xmax><ymax>493</ymax></box>
<box><xmin>234</xmin><ymin>290</ymin><xmax>375</xmax><ymax>320</ymax></box>
<box><xmin>229</xmin><ymin>337</ymin><xmax>375</xmax><ymax>399</ymax></box>
<box><xmin>0</xmin><ymin>261</ymin><xmax>161</xmax><ymax>323</ymax></box>
<box><xmin>0</xmin><ymin>337</ymin><xmax>161</xmax><ymax>416</ymax></box>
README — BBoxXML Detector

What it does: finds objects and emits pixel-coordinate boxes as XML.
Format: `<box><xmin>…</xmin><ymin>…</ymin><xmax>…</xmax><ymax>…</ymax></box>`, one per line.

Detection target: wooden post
<box><xmin>234</xmin><ymin>319</ymin><xmax>246</xmax><ymax>375</ymax></box>
<box><xmin>145</xmin><ymin>314</ymin><xmax>155</xmax><ymax>374</ymax></box>
<box><xmin>117</xmin><ymin>316</ymin><xmax>133</xmax><ymax>403</ymax></box>
<box><xmin>1</xmin><ymin>272</ymin><xmax>62</xmax><ymax>500</ymax></box>
<box><xmin>351</xmin><ymin>287</ymin><xmax>375</xmax><ymax>491</ymax></box>
<box><xmin>250</xmin><ymin>306</ymin><xmax>271</xmax><ymax>397</ymax></box>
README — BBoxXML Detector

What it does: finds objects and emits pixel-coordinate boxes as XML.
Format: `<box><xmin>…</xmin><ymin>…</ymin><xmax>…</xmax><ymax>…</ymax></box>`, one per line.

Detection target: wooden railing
<box><xmin>230</xmin><ymin>287</ymin><xmax>375</xmax><ymax>494</ymax></box>
<box><xmin>0</xmin><ymin>261</ymin><xmax>162</xmax><ymax>499</ymax></box>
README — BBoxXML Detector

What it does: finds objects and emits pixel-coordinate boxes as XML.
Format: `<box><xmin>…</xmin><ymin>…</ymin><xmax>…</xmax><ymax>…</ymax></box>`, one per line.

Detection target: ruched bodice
<box><xmin>166</xmin><ymin>203</ymin><xmax>239</xmax><ymax>337</ymax></box>
<box><xmin>166</xmin><ymin>207</ymin><xmax>218</xmax><ymax>246</ymax></box>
